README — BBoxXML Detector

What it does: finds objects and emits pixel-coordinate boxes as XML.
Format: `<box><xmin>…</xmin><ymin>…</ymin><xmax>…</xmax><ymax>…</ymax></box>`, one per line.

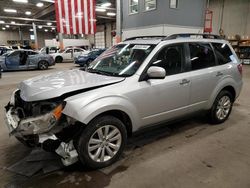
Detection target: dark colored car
<box><xmin>74</xmin><ymin>49</ymin><xmax>106</xmax><ymax>67</ymax></box>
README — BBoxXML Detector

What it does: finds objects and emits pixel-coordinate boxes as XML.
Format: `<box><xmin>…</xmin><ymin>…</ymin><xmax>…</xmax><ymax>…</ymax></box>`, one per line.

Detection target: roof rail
<box><xmin>124</xmin><ymin>36</ymin><xmax>167</xmax><ymax>41</ymax></box>
<box><xmin>164</xmin><ymin>33</ymin><xmax>222</xmax><ymax>40</ymax></box>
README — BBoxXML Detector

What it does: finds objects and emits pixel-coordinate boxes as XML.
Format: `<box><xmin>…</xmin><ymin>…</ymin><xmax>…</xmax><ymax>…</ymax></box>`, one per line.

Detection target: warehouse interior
<box><xmin>0</xmin><ymin>0</ymin><xmax>250</xmax><ymax>187</ymax></box>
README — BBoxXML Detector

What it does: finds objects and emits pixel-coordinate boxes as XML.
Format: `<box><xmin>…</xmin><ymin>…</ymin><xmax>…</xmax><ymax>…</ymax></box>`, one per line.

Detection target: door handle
<box><xmin>216</xmin><ymin>71</ymin><xmax>223</xmax><ymax>77</ymax></box>
<box><xmin>180</xmin><ymin>79</ymin><xmax>190</xmax><ymax>85</ymax></box>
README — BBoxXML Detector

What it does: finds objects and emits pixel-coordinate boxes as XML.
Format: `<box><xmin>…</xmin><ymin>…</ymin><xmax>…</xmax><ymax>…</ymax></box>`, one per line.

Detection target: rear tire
<box><xmin>55</xmin><ymin>56</ymin><xmax>63</xmax><ymax>63</ymax></box>
<box><xmin>209</xmin><ymin>90</ymin><xmax>233</xmax><ymax>124</ymax></box>
<box><xmin>77</xmin><ymin>116</ymin><xmax>127</xmax><ymax>169</ymax></box>
<box><xmin>38</xmin><ymin>60</ymin><xmax>49</xmax><ymax>70</ymax></box>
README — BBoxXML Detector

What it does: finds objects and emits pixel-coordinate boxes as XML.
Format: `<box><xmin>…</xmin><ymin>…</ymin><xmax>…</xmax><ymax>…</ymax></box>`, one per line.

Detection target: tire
<box><xmin>55</xmin><ymin>56</ymin><xmax>63</xmax><ymax>63</ymax></box>
<box><xmin>77</xmin><ymin>116</ymin><xmax>127</xmax><ymax>169</ymax></box>
<box><xmin>209</xmin><ymin>90</ymin><xmax>234</xmax><ymax>124</ymax></box>
<box><xmin>38</xmin><ymin>60</ymin><xmax>49</xmax><ymax>70</ymax></box>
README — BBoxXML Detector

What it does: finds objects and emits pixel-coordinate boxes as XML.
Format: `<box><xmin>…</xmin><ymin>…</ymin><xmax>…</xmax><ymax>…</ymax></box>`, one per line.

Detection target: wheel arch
<box><xmin>89</xmin><ymin>110</ymin><xmax>133</xmax><ymax>137</ymax></box>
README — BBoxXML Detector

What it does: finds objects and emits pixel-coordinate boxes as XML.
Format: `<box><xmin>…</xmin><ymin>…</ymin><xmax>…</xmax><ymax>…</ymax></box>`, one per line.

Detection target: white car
<box><xmin>51</xmin><ymin>47</ymin><xmax>89</xmax><ymax>63</ymax></box>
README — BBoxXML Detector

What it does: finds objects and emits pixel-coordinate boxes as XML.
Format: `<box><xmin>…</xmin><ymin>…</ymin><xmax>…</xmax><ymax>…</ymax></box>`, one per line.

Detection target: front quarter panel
<box><xmin>63</xmin><ymin>94</ymin><xmax>141</xmax><ymax>132</ymax></box>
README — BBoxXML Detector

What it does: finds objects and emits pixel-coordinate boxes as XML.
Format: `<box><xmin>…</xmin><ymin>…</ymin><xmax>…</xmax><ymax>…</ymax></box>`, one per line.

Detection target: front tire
<box><xmin>209</xmin><ymin>90</ymin><xmax>233</xmax><ymax>124</ymax></box>
<box><xmin>77</xmin><ymin>116</ymin><xmax>127</xmax><ymax>169</ymax></box>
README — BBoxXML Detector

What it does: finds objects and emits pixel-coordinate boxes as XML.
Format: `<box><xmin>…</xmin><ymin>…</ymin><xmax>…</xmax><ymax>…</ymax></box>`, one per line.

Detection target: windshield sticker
<box><xmin>229</xmin><ymin>55</ymin><xmax>237</xmax><ymax>63</ymax></box>
<box><xmin>132</xmin><ymin>45</ymin><xmax>150</xmax><ymax>50</ymax></box>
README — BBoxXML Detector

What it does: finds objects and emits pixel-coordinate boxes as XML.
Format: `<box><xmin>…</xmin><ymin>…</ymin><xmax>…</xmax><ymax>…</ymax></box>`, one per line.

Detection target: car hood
<box><xmin>19</xmin><ymin>69</ymin><xmax>125</xmax><ymax>102</ymax></box>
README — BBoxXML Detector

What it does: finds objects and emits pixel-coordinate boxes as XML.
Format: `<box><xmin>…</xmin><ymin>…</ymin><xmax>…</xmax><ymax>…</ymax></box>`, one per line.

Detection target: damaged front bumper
<box><xmin>5</xmin><ymin>100</ymin><xmax>80</xmax><ymax>166</ymax></box>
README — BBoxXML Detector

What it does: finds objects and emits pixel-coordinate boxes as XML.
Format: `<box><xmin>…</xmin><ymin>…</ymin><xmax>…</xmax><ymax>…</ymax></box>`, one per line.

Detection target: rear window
<box><xmin>212</xmin><ymin>43</ymin><xmax>233</xmax><ymax>65</ymax></box>
<box><xmin>189</xmin><ymin>43</ymin><xmax>216</xmax><ymax>70</ymax></box>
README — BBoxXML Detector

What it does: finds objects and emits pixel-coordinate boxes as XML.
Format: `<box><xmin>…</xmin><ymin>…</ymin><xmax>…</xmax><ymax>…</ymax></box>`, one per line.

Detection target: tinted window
<box><xmin>9</xmin><ymin>51</ymin><xmax>20</xmax><ymax>57</ymax></box>
<box><xmin>66</xmin><ymin>49</ymin><xmax>73</xmax><ymax>53</ymax></box>
<box><xmin>189</xmin><ymin>43</ymin><xmax>216</xmax><ymax>70</ymax></box>
<box><xmin>154</xmin><ymin>44</ymin><xmax>183</xmax><ymax>75</ymax></box>
<box><xmin>74</xmin><ymin>49</ymin><xmax>82</xmax><ymax>52</ymax></box>
<box><xmin>28</xmin><ymin>51</ymin><xmax>38</xmax><ymax>55</ymax></box>
<box><xmin>212</xmin><ymin>43</ymin><xmax>233</xmax><ymax>65</ymax></box>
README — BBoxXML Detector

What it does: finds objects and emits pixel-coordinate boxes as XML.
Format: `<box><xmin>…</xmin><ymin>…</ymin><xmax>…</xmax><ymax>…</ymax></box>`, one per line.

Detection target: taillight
<box><xmin>237</xmin><ymin>64</ymin><xmax>243</xmax><ymax>75</ymax></box>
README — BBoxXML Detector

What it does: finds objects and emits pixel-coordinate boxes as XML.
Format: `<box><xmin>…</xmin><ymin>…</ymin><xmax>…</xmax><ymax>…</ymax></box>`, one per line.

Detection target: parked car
<box><xmin>74</xmin><ymin>49</ymin><xmax>106</xmax><ymax>67</ymax></box>
<box><xmin>4</xmin><ymin>34</ymin><xmax>243</xmax><ymax>169</ymax></box>
<box><xmin>0</xmin><ymin>50</ymin><xmax>55</xmax><ymax>71</ymax></box>
<box><xmin>39</xmin><ymin>46</ymin><xmax>60</xmax><ymax>54</ymax></box>
<box><xmin>0</xmin><ymin>64</ymin><xmax>2</xmax><ymax>78</ymax></box>
<box><xmin>0</xmin><ymin>46</ymin><xmax>13</xmax><ymax>56</ymax></box>
<box><xmin>51</xmin><ymin>47</ymin><xmax>88</xmax><ymax>63</ymax></box>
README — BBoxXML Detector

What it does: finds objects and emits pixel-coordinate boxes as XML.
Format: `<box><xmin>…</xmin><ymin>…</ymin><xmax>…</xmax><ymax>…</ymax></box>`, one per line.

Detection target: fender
<box><xmin>206</xmin><ymin>75</ymin><xmax>239</xmax><ymax>110</ymax></box>
<box><xmin>63</xmin><ymin>95</ymin><xmax>141</xmax><ymax>132</ymax></box>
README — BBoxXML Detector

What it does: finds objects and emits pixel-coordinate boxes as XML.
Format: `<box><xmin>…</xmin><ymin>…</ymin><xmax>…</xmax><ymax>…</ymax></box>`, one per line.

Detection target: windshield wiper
<box><xmin>87</xmin><ymin>68</ymin><xmax>114</xmax><ymax>76</ymax></box>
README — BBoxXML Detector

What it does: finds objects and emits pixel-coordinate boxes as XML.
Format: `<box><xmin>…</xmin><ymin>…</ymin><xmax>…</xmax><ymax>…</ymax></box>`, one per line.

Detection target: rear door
<box><xmin>187</xmin><ymin>42</ymin><xmax>218</xmax><ymax>112</ymax></box>
<box><xmin>27</xmin><ymin>51</ymin><xmax>39</xmax><ymax>68</ymax></box>
<box><xmin>74</xmin><ymin>48</ymin><xmax>84</xmax><ymax>58</ymax></box>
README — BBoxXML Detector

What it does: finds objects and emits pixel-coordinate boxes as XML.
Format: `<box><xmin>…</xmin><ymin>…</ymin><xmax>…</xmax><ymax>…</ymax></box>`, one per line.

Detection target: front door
<box><xmin>129</xmin><ymin>43</ymin><xmax>191</xmax><ymax>127</ymax></box>
<box><xmin>5</xmin><ymin>51</ymin><xmax>21</xmax><ymax>69</ymax></box>
<box><xmin>64</xmin><ymin>49</ymin><xmax>73</xmax><ymax>61</ymax></box>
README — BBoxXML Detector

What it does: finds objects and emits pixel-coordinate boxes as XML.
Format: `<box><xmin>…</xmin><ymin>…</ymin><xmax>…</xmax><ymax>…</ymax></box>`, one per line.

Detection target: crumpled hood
<box><xmin>19</xmin><ymin>69</ymin><xmax>125</xmax><ymax>102</ymax></box>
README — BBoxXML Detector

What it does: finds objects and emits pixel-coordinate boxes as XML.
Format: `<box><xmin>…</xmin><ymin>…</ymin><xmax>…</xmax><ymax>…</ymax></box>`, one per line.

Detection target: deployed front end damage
<box><xmin>5</xmin><ymin>90</ymin><xmax>82</xmax><ymax>166</ymax></box>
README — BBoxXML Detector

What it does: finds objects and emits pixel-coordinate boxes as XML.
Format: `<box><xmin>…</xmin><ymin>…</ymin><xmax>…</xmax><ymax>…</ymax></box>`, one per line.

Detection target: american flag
<box><xmin>55</xmin><ymin>0</ymin><xmax>96</xmax><ymax>35</ymax></box>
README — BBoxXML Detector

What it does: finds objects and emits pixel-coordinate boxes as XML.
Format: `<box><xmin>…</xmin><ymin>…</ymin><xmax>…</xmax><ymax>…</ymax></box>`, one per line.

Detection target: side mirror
<box><xmin>147</xmin><ymin>66</ymin><xmax>166</xmax><ymax>79</ymax></box>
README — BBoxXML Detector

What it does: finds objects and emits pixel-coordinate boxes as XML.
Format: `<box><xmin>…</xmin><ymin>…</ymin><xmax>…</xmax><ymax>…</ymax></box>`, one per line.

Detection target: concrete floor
<box><xmin>0</xmin><ymin>63</ymin><xmax>250</xmax><ymax>188</ymax></box>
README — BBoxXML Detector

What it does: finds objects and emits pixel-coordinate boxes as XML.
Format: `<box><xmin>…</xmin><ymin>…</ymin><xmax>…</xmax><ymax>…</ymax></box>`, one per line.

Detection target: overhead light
<box><xmin>44</xmin><ymin>29</ymin><xmax>48</xmax><ymax>32</ymax></box>
<box><xmin>0</xmin><ymin>21</ymin><xmax>5</xmax><ymax>24</ymax></box>
<box><xmin>4</xmin><ymin>9</ymin><xmax>17</xmax><ymax>13</ymax></box>
<box><xmin>25</xmin><ymin>11</ymin><xmax>32</xmax><ymax>15</ymax></box>
<box><xmin>51</xmin><ymin>27</ymin><xmax>55</xmax><ymax>30</ymax></box>
<box><xmin>30</xmin><ymin>29</ymin><xmax>33</xmax><ymax>32</ymax></box>
<box><xmin>13</xmin><ymin>0</ymin><xmax>28</xmax><ymax>3</ymax></box>
<box><xmin>101</xmin><ymin>2</ymin><xmax>111</xmax><ymax>7</ymax></box>
<box><xmin>38</xmin><ymin>25</ymin><xmax>43</xmax><ymax>29</ymax></box>
<box><xmin>47</xmin><ymin>22</ymin><xmax>52</xmax><ymax>26</ymax></box>
<box><xmin>2</xmin><ymin>27</ymin><xmax>6</xmax><ymax>30</ymax></box>
<box><xmin>6</xmin><ymin>25</ymin><xmax>10</xmax><ymax>28</ymax></box>
<box><xmin>41</xmin><ymin>0</ymin><xmax>55</xmax><ymax>2</ymax></box>
<box><xmin>11</xmin><ymin>21</ymin><xmax>16</xmax><ymax>24</ymax></box>
<box><xmin>36</xmin><ymin>2</ymin><xmax>44</xmax><ymax>7</ymax></box>
<box><xmin>107</xmin><ymin>12</ymin><xmax>116</xmax><ymax>16</ymax></box>
<box><xmin>96</xmin><ymin>8</ymin><xmax>106</xmax><ymax>12</ymax></box>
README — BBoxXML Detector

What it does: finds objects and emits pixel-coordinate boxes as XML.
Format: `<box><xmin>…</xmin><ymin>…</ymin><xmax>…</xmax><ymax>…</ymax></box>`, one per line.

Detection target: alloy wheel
<box><xmin>88</xmin><ymin>125</ymin><xmax>122</xmax><ymax>163</ymax></box>
<box><xmin>216</xmin><ymin>96</ymin><xmax>232</xmax><ymax>120</ymax></box>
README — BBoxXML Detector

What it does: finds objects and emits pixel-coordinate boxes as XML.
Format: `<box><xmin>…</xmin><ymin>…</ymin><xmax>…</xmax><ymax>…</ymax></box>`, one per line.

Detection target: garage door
<box><xmin>95</xmin><ymin>32</ymin><xmax>105</xmax><ymax>48</ymax></box>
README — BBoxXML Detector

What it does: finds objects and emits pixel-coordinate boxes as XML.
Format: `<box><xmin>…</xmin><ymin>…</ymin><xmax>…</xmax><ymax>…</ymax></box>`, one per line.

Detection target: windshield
<box><xmin>87</xmin><ymin>44</ymin><xmax>155</xmax><ymax>77</ymax></box>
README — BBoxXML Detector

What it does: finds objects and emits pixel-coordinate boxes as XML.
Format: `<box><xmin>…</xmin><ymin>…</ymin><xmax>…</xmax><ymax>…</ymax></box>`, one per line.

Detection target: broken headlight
<box><xmin>18</xmin><ymin>102</ymin><xmax>66</xmax><ymax>135</ymax></box>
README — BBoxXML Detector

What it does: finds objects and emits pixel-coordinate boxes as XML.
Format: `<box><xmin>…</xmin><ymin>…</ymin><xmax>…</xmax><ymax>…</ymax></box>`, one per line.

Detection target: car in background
<box><xmin>39</xmin><ymin>46</ymin><xmax>60</xmax><ymax>54</ymax></box>
<box><xmin>51</xmin><ymin>47</ymin><xmax>89</xmax><ymax>63</ymax></box>
<box><xmin>0</xmin><ymin>49</ymin><xmax>55</xmax><ymax>71</ymax></box>
<box><xmin>74</xmin><ymin>48</ymin><xmax>106</xmax><ymax>67</ymax></box>
<box><xmin>0</xmin><ymin>64</ymin><xmax>2</xmax><ymax>78</ymax></box>
<box><xmin>0</xmin><ymin>46</ymin><xmax>13</xmax><ymax>56</ymax></box>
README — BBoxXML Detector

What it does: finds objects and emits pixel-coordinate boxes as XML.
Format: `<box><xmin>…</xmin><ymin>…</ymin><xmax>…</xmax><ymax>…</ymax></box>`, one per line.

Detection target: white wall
<box><xmin>210</xmin><ymin>0</ymin><xmax>250</xmax><ymax>36</ymax></box>
<box><xmin>0</xmin><ymin>30</ymin><xmax>55</xmax><ymax>48</ymax></box>
<box><xmin>122</xmin><ymin>24</ymin><xmax>203</xmax><ymax>40</ymax></box>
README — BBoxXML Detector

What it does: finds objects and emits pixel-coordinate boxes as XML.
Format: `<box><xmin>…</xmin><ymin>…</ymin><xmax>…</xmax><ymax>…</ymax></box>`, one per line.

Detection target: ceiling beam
<box><xmin>0</xmin><ymin>16</ymin><xmax>56</xmax><ymax>23</ymax></box>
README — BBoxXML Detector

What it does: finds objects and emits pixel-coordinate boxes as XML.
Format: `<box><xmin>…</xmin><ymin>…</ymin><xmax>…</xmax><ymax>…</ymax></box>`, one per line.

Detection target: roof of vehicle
<box><xmin>122</xmin><ymin>33</ymin><xmax>228</xmax><ymax>45</ymax></box>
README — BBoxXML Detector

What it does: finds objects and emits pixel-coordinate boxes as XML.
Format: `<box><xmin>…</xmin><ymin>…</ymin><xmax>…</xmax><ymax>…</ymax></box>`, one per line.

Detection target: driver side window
<box><xmin>153</xmin><ymin>44</ymin><xmax>184</xmax><ymax>76</ymax></box>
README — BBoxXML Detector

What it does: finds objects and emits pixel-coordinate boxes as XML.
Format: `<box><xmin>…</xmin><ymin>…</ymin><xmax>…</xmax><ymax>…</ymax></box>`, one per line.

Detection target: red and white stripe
<box><xmin>55</xmin><ymin>0</ymin><xmax>96</xmax><ymax>35</ymax></box>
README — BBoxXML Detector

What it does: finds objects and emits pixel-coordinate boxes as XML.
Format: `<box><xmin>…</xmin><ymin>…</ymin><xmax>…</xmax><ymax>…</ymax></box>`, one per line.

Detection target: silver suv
<box><xmin>5</xmin><ymin>34</ymin><xmax>243</xmax><ymax>169</ymax></box>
